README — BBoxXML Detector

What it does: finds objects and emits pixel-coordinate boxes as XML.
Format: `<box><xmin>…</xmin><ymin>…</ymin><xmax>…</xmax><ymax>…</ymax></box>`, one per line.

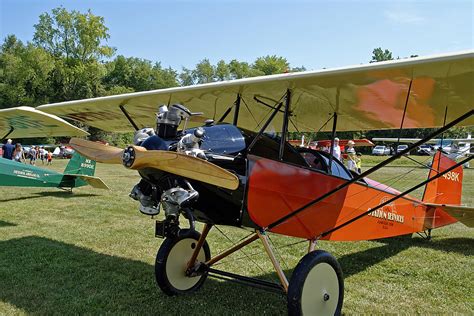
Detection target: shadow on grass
<box><xmin>0</xmin><ymin>220</ymin><xmax>16</xmax><ymax>227</ymax></box>
<box><xmin>0</xmin><ymin>192</ymin><xmax>99</xmax><ymax>203</ymax></box>
<box><xmin>410</xmin><ymin>237</ymin><xmax>474</xmax><ymax>256</ymax></box>
<box><xmin>338</xmin><ymin>237</ymin><xmax>411</xmax><ymax>278</ymax></box>
<box><xmin>2</xmin><ymin>235</ymin><xmax>469</xmax><ymax>314</ymax></box>
<box><xmin>0</xmin><ymin>236</ymin><xmax>285</xmax><ymax>314</ymax></box>
<box><xmin>337</xmin><ymin>235</ymin><xmax>473</xmax><ymax>278</ymax></box>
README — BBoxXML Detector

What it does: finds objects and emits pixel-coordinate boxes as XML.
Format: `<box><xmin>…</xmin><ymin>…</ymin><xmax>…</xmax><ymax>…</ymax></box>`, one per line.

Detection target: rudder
<box><xmin>64</xmin><ymin>152</ymin><xmax>96</xmax><ymax>176</ymax></box>
<box><xmin>422</xmin><ymin>151</ymin><xmax>463</xmax><ymax>205</ymax></box>
<box><xmin>422</xmin><ymin>150</ymin><xmax>463</xmax><ymax>228</ymax></box>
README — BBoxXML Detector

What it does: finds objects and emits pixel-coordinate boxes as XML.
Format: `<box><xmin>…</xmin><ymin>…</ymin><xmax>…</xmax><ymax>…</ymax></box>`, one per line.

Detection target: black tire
<box><xmin>287</xmin><ymin>250</ymin><xmax>344</xmax><ymax>316</ymax></box>
<box><xmin>155</xmin><ymin>229</ymin><xmax>211</xmax><ymax>296</ymax></box>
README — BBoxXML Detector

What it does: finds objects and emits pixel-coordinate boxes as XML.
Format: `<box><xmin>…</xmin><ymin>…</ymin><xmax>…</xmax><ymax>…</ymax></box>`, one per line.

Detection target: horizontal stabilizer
<box><xmin>425</xmin><ymin>203</ymin><xmax>474</xmax><ymax>227</ymax></box>
<box><xmin>64</xmin><ymin>174</ymin><xmax>109</xmax><ymax>190</ymax></box>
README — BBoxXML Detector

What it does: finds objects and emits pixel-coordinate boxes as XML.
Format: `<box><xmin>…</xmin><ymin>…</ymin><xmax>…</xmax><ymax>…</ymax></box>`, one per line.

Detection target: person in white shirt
<box><xmin>346</xmin><ymin>140</ymin><xmax>356</xmax><ymax>171</ymax></box>
<box><xmin>332</xmin><ymin>138</ymin><xmax>341</xmax><ymax>161</ymax></box>
<box><xmin>39</xmin><ymin>146</ymin><xmax>46</xmax><ymax>164</ymax></box>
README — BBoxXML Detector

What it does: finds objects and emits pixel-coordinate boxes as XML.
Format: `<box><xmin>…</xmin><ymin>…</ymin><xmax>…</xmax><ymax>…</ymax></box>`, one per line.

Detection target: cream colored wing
<box><xmin>38</xmin><ymin>51</ymin><xmax>473</xmax><ymax>132</ymax></box>
<box><xmin>0</xmin><ymin>106</ymin><xmax>88</xmax><ymax>138</ymax></box>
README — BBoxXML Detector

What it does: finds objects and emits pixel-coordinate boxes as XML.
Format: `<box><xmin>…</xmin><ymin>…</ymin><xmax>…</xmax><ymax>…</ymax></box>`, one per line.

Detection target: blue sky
<box><xmin>1</xmin><ymin>0</ymin><xmax>472</xmax><ymax>71</ymax></box>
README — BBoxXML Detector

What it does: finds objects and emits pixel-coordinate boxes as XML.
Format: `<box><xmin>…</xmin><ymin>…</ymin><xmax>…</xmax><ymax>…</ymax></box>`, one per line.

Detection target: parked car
<box><xmin>396</xmin><ymin>144</ymin><xmax>409</xmax><ymax>155</ymax></box>
<box><xmin>372</xmin><ymin>145</ymin><xmax>391</xmax><ymax>156</ymax></box>
<box><xmin>417</xmin><ymin>144</ymin><xmax>432</xmax><ymax>155</ymax></box>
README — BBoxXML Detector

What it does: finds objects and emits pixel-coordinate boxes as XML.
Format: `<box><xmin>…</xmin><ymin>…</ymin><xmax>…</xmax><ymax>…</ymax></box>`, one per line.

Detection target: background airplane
<box><xmin>0</xmin><ymin>106</ymin><xmax>108</xmax><ymax>190</ymax></box>
<box><xmin>373</xmin><ymin>134</ymin><xmax>473</xmax><ymax>166</ymax></box>
<box><xmin>0</xmin><ymin>151</ymin><xmax>108</xmax><ymax>190</ymax></box>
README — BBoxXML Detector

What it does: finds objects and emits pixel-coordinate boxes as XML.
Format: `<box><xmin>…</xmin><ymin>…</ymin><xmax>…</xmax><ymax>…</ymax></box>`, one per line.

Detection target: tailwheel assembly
<box><xmin>155</xmin><ymin>229</ymin><xmax>211</xmax><ymax>295</ymax></box>
<box><xmin>287</xmin><ymin>250</ymin><xmax>344</xmax><ymax>316</ymax></box>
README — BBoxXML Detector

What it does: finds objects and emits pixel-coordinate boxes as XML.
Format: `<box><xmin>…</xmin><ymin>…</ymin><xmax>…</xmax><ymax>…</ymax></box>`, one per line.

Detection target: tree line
<box><xmin>1</xmin><ymin>7</ymin><xmax>470</xmax><ymax>145</ymax></box>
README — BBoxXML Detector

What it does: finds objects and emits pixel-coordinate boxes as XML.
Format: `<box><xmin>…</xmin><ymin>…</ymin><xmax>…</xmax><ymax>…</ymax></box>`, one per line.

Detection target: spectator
<box><xmin>346</xmin><ymin>140</ymin><xmax>356</xmax><ymax>171</ymax></box>
<box><xmin>29</xmin><ymin>146</ymin><xmax>37</xmax><ymax>165</ymax></box>
<box><xmin>47</xmin><ymin>150</ymin><xmax>53</xmax><ymax>165</ymax></box>
<box><xmin>39</xmin><ymin>146</ymin><xmax>46</xmax><ymax>164</ymax></box>
<box><xmin>2</xmin><ymin>139</ymin><xmax>14</xmax><ymax>160</ymax></box>
<box><xmin>12</xmin><ymin>143</ymin><xmax>24</xmax><ymax>162</ymax></box>
<box><xmin>332</xmin><ymin>138</ymin><xmax>341</xmax><ymax>161</ymax></box>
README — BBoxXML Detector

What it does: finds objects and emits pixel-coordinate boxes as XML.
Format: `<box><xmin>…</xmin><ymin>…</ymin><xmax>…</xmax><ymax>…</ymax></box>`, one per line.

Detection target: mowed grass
<box><xmin>0</xmin><ymin>156</ymin><xmax>472</xmax><ymax>315</ymax></box>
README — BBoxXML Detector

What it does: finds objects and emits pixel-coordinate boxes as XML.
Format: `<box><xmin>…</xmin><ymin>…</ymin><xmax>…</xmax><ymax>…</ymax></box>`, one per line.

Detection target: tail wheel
<box><xmin>155</xmin><ymin>229</ymin><xmax>211</xmax><ymax>296</ymax></box>
<box><xmin>288</xmin><ymin>250</ymin><xmax>344</xmax><ymax>316</ymax></box>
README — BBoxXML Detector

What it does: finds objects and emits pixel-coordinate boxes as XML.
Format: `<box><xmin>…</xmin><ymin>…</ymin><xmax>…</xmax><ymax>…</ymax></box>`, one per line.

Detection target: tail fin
<box><xmin>64</xmin><ymin>152</ymin><xmax>96</xmax><ymax>176</ymax></box>
<box><xmin>423</xmin><ymin>151</ymin><xmax>463</xmax><ymax>205</ymax></box>
<box><xmin>422</xmin><ymin>151</ymin><xmax>464</xmax><ymax>228</ymax></box>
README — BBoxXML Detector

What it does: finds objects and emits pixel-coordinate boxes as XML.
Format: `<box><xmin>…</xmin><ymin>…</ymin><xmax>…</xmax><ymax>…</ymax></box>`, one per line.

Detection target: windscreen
<box><xmin>185</xmin><ymin>124</ymin><xmax>246</xmax><ymax>155</ymax></box>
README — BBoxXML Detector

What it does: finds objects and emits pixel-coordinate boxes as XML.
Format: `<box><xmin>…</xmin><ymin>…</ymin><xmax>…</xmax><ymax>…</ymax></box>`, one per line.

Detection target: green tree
<box><xmin>33</xmin><ymin>7</ymin><xmax>114</xmax><ymax>62</ymax></box>
<box><xmin>291</xmin><ymin>65</ymin><xmax>306</xmax><ymax>72</ymax></box>
<box><xmin>229</xmin><ymin>59</ymin><xmax>262</xmax><ymax>79</ymax></box>
<box><xmin>253</xmin><ymin>55</ymin><xmax>289</xmax><ymax>75</ymax></box>
<box><xmin>179</xmin><ymin>67</ymin><xmax>194</xmax><ymax>86</ymax></box>
<box><xmin>215</xmin><ymin>60</ymin><xmax>230</xmax><ymax>81</ymax></box>
<box><xmin>103</xmin><ymin>56</ymin><xmax>178</xmax><ymax>92</ymax></box>
<box><xmin>0</xmin><ymin>35</ymin><xmax>54</xmax><ymax>108</ymax></box>
<box><xmin>30</xmin><ymin>7</ymin><xmax>117</xmax><ymax>102</ymax></box>
<box><xmin>370</xmin><ymin>47</ymin><xmax>394</xmax><ymax>63</ymax></box>
<box><xmin>193</xmin><ymin>59</ymin><xmax>215</xmax><ymax>84</ymax></box>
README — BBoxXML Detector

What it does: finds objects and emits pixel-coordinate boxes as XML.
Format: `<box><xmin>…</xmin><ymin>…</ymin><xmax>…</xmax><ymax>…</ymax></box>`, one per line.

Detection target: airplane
<box><xmin>0</xmin><ymin>106</ymin><xmax>108</xmax><ymax>191</ymax></box>
<box><xmin>35</xmin><ymin>51</ymin><xmax>473</xmax><ymax>315</ymax></box>
<box><xmin>373</xmin><ymin>134</ymin><xmax>473</xmax><ymax>167</ymax></box>
<box><xmin>0</xmin><ymin>151</ymin><xmax>109</xmax><ymax>190</ymax></box>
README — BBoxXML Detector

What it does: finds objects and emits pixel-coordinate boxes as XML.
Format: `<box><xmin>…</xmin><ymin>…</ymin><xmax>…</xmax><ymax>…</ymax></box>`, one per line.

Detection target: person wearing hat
<box><xmin>332</xmin><ymin>138</ymin><xmax>341</xmax><ymax>161</ymax></box>
<box><xmin>346</xmin><ymin>140</ymin><xmax>356</xmax><ymax>171</ymax></box>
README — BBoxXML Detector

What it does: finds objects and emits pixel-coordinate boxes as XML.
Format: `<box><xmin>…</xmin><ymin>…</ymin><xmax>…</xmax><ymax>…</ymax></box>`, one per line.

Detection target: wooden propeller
<box><xmin>70</xmin><ymin>138</ymin><xmax>124</xmax><ymax>164</ymax></box>
<box><xmin>69</xmin><ymin>138</ymin><xmax>240</xmax><ymax>190</ymax></box>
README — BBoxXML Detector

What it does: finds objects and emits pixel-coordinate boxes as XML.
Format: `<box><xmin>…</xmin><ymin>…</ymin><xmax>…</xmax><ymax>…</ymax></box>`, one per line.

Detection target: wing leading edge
<box><xmin>37</xmin><ymin>50</ymin><xmax>474</xmax><ymax>133</ymax></box>
<box><xmin>0</xmin><ymin>106</ymin><xmax>89</xmax><ymax>139</ymax></box>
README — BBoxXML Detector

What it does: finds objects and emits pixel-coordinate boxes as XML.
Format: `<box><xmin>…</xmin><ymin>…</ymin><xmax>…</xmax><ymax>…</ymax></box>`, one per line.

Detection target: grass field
<box><xmin>0</xmin><ymin>155</ymin><xmax>472</xmax><ymax>315</ymax></box>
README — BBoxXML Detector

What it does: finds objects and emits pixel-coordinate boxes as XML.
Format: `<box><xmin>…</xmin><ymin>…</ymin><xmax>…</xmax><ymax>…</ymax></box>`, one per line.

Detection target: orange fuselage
<box><xmin>246</xmin><ymin>155</ymin><xmax>456</xmax><ymax>241</ymax></box>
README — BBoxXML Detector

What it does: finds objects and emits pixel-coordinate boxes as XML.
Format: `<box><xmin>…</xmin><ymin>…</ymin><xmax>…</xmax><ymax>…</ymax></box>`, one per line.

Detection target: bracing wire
<box><xmin>240</xmin><ymin>97</ymin><xmax>259</xmax><ymax>127</ymax></box>
<box><xmin>213</xmin><ymin>225</ymin><xmax>268</xmax><ymax>276</ymax></box>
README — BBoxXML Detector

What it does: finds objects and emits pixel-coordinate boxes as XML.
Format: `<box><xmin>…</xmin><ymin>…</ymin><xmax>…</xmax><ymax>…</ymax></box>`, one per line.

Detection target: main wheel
<box><xmin>155</xmin><ymin>229</ymin><xmax>211</xmax><ymax>296</ymax></box>
<box><xmin>287</xmin><ymin>250</ymin><xmax>344</xmax><ymax>316</ymax></box>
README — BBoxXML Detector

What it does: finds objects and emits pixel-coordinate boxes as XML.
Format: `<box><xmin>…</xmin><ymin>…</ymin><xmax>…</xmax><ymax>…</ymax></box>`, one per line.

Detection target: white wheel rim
<box><xmin>301</xmin><ymin>262</ymin><xmax>339</xmax><ymax>315</ymax></box>
<box><xmin>165</xmin><ymin>238</ymin><xmax>206</xmax><ymax>291</ymax></box>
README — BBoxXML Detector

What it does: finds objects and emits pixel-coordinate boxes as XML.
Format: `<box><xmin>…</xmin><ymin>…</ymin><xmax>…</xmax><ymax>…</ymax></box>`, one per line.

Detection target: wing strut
<box><xmin>264</xmin><ymin>109</ymin><xmax>473</xmax><ymax>231</ymax></box>
<box><xmin>217</xmin><ymin>94</ymin><xmax>241</xmax><ymax>125</ymax></box>
<box><xmin>279</xmin><ymin>90</ymin><xmax>291</xmax><ymax>160</ymax></box>
<box><xmin>247</xmin><ymin>97</ymin><xmax>285</xmax><ymax>152</ymax></box>
<box><xmin>1</xmin><ymin>126</ymin><xmax>14</xmax><ymax>142</ymax></box>
<box><xmin>233</xmin><ymin>93</ymin><xmax>241</xmax><ymax>126</ymax></box>
<box><xmin>395</xmin><ymin>79</ymin><xmax>413</xmax><ymax>151</ymax></box>
<box><xmin>328</xmin><ymin>112</ymin><xmax>338</xmax><ymax>171</ymax></box>
<box><xmin>119</xmin><ymin>104</ymin><xmax>139</xmax><ymax>131</ymax></box>
<box><xmin>439</xmin><ymin>106</ymin><xmax>449</xmax><ymax>161</ymax></box>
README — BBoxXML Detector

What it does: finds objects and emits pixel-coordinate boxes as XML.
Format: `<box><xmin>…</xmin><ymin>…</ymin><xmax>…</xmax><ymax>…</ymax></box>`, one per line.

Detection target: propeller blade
<box><xmin>122</xmin><ymin>146</ymin><xmax>240</xmax><ymax>190</ymax></box>
<box><xmin>69</xmin><ymin>138</ymin><xmax>123</xmax><ymax>164</ymax></box>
